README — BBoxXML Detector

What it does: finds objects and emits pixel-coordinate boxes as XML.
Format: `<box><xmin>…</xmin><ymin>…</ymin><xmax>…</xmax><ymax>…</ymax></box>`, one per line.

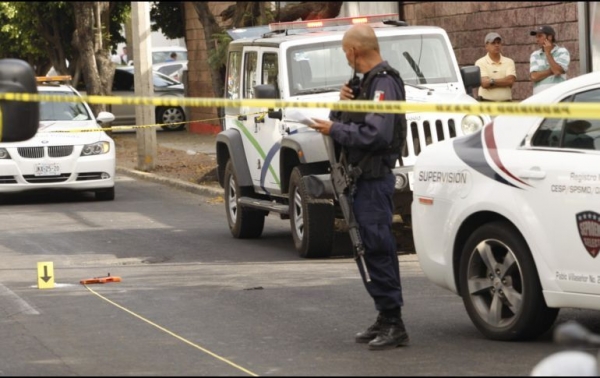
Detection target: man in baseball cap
<box><xmin>530</xmin><ymin>25</ymin><xmax>556</xmax><ymax>37</ymax></box>
<box><xmin>484</xmin><ymin>32</ymin><xmax>502</xmax><ymax>44</ymax></box>
<box><xmin>475</xmin><ymin>32</ymin><xmax>516</xmax><ymax>102</ymax></box>
<box><xmin>529</xmin><ymin>25</ymin><xmax>570</xmax><ymax>95</ymax></box>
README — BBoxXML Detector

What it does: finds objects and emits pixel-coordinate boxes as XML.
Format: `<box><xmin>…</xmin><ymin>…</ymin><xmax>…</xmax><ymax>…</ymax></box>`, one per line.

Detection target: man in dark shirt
<box><xmin>310</xmin><ymin>24</ymin><xmax>409</xmax><ymax>351</ymax></box>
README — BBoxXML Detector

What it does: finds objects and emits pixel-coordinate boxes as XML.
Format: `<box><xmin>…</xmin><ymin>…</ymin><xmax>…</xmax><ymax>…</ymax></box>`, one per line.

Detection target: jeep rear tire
<box><xmin>289</xmin><ymin>167</ymin><xmax>334</xmax><ymax>258</ymax></box>
<box><xmin>224</xmin><ymin>160</ymin><xmax>265</xmax><ymax>238</ymax></box>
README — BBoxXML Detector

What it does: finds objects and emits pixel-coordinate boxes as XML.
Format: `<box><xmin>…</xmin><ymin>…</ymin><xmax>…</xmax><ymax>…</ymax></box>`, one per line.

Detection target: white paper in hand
<box><xmin>286</xmin><ymin>109</ymin><xmax>315</xmax><ymax>126</ymax></box>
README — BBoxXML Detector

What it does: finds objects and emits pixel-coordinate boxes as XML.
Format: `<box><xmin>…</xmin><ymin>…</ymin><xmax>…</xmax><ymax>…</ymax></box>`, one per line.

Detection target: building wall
<box><xmin>402</xmin><ymin>1</ymin><xmax>579</xmax><ymax>101</ymax></box>
<box><xmin>184</xmin><ymin>2</ymin><xmax>234</xmax><ymax>134</ymax></box>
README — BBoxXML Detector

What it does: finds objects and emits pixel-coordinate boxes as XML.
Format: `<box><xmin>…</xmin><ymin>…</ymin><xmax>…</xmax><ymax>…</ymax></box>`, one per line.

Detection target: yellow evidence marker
<box><xmin>37</xmin><ymin>261</ymin><xmax>55</xmax><ymax>289</ymax></box>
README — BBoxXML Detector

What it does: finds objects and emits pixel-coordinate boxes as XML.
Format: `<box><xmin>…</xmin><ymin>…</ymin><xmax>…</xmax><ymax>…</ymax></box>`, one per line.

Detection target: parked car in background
<box><xmin>412</xmin><ymin>71</ymin><xmax>600</xmax><ymax>341</ymax></box>
<box><xmin>153</xmin><ymin>60</ymin><xmax>188</xmax><ymax>82</ymax></box>
<box><xmin>110</xmin><ymin>66</ymin><xmax>188</xmax><ymax>131</ymax></box>
<box><xmin>0</xmin><ymin>76</ymin><xmax>117</xmax><ymax>200</ymax></box>
<box><xmin>151</xmin><ymin>46</ymin><xmax>188</xmax><ymax>64</ymax></box>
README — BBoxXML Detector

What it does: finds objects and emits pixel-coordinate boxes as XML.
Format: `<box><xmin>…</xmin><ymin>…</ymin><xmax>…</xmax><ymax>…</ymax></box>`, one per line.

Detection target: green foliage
<box><xmin>206</xmin><ymin>3</ymin><xmax>276</xmax><ymax>70</ymax></box>
<box><xmin>208</xmin><ymin>32</ymin><xmax>233</xmax><ymax>71</ymax></box>
<box><xmin>0</xmin><ymin>2</ymin><xmax>66</xmax><ymax>61</ymax></box>
<box><xmin>0</xmin><ymin>2</ymin><xmax>130</xmax><ymax>68</ymax></box>
<box><xmin>150</xmin><ymin>1</ymin><xmax>185</xmax><ymax>40</ymax></box>
<box><xmin>108</xmin><ymin>2</ymin><xmax>131</xmax><ymax>53</ymax></box>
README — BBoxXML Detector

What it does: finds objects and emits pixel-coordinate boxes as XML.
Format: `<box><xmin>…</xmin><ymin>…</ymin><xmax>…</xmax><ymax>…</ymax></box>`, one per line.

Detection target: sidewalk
<box><xmin>112</xmin><ymin>129</ymin><xmax>217</xmax><ymax>154</ymax></box>
<box><xmin>148</xmin><ymin>130</ymin><xmax>217</xmax><ymax>155</ymax></box>
<box><xmin>114</xmin><ymin>130</ymin><xmax>222</xmax><ymax>198</ymax></box>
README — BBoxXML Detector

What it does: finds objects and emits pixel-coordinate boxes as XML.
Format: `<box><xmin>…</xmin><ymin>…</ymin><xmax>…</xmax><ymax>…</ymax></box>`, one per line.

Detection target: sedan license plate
<box><xmin>34</xmin><ymin>163</ymin><xmax>61</xmax><ymax>176</ymax></box>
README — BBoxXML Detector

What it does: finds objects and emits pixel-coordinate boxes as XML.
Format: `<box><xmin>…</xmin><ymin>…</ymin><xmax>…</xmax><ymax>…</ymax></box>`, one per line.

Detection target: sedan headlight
<box><xmin>0</xmin><ymin>148</ymin><xmax>11</xmax><ymax>159</ymax></box>
<box><xmin>81</xmin><ymin>141</ymin><xmax>110</xmax><ymax>156</ymax></box>
<box><xmin>461</xmin><ymin>114</ymin><xmax>484</xmax><ymax>135</ymax></box>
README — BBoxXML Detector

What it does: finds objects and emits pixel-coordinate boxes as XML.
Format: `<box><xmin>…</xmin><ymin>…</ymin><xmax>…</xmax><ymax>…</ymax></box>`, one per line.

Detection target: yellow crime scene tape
<box><xmin>0</xmin><ymin>91</ymin><xmax>596</xmax><ymax>133</ymax></box>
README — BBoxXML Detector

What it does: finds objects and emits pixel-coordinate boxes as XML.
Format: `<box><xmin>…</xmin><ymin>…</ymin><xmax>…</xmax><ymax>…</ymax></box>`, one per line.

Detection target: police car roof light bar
<box><xmin>269</xmin><ymin>13</ymin><xmax>400</xmax><ymax>32</ymax></box>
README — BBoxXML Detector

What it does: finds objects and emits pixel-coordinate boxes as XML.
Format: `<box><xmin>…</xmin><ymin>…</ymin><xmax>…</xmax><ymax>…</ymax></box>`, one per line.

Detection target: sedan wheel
<box><xmin>459</xmin><ymin>221</ymin><xmax>558</xmax><ymax>341</ymax></box>
<box><xmin>157</xmin><ymin>106</ymin><xmax>185</xmax><ymax>131</ymax></box>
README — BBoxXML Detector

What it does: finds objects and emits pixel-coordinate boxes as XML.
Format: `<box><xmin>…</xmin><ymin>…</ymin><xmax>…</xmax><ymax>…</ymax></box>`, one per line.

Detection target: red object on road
<box><xmin>80</xmin><ymin>273</ymin><xmax>122</xmax><ymax>285</ymax></box>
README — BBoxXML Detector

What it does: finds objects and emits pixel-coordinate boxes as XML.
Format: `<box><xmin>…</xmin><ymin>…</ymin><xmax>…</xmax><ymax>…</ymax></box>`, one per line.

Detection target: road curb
<box><xmin>116</xmin><ymin>166</ymin><xmax>222</xmax><ymax>198</ymax></box>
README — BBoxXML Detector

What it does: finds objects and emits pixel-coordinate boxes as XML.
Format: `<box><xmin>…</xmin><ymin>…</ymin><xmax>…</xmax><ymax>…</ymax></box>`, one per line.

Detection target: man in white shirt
<box><xmin>120</xmin><ymin>46</ymin><xmax>129</xmax><ymax>66</ymax></box>
<box><xmin>475</xmin><ymin>32</ymin><xmax>516</xmax><ymax>102</ymax></box>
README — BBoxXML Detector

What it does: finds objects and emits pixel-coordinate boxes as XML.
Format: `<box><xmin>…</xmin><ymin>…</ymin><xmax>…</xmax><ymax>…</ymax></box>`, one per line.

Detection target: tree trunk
<box><xmin>191</xmin><ymin>2</ymin><xmax>225</xmax><ymax>100</ymax></box>
<box><xmin>221</xmin><ymin>1</ymin><xmax>343</xmax><ymax>24</ymax></box>
<box><xmin>72</xmin><ymin>1</ymin><xmax>113</xmax><ymax>117</ymax></box>
<box><xmin>32</xmin><ymin>7</ymin><xmax>68</xmax><ymax>76</ymax></box>
<box><xmin>193</xmin><ymin>1</ymin><xmax>342</xmax><ymax>105</ymax></box>
<box><xmin>275</xmin><ymin>1</ymin><xmax>343</xmax><ymax>21</ymax></box>
<box><xmin>97</xmin><ymin>2</ymin><xmax>115</xmax><ymax>97</ymax></box>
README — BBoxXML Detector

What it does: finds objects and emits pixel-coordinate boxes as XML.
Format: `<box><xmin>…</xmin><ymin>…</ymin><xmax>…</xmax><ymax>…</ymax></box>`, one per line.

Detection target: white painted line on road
<box><xmin>0</xmin><ymin>283</ymin><xmax>39</xmax><ymax>315</ymax></box>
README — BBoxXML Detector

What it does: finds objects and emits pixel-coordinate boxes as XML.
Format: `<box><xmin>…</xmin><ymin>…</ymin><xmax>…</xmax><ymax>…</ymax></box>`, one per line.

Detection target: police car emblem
<box><xmin>576</xmin><ymin>211</ymin><xmax>600</xmax><ymax>258</ymax></box>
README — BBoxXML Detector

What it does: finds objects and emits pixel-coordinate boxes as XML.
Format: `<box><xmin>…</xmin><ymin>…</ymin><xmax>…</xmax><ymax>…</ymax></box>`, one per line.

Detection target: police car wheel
<box><xmin>157</xmin><ymin>106</ymin><xmax>186</xmax><ymax>131</ymax></box>
<box><xmin>224</xmin><ymin>160</ymin><xmax>265</xmax><ymax>238</ymax></box>
<box><xmin>289</xmin><ymin>167</ymin><xmax>334</xmax><ymax>258</ymax></box>
<box><xmin>458</xmin><ymin>221</ymin><xmax>558</xmax><ymax>341</ymax></box>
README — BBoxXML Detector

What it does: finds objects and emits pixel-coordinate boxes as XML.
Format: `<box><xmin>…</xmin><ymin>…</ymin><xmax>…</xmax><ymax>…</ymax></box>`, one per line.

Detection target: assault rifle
<box><xmin>323</xmin><ymin>135</ymin><xmax>371</xmax><ymax>283</ymax></box>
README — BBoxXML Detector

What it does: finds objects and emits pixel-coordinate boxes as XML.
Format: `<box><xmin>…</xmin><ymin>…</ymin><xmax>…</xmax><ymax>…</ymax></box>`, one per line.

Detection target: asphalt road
<box><xmin>0</xmin><ymin>174</ymin><xmax>598</xmax><ymax>376</ymax></box>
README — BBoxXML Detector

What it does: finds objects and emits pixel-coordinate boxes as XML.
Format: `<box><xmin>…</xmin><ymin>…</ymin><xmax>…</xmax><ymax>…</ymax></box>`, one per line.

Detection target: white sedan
<box><xmin>0</xmin><ymin>77</ymin><xmax>116</xmax><ymax>200</ymax></box>
<box><xmin>412</xmin><ymin>71</ymin><xmax>600</xmax><ymax>341</ymax></box>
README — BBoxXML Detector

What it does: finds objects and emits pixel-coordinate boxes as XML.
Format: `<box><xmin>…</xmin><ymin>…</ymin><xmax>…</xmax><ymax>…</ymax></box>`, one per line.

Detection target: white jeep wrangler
<box><xmin>216</xmin><ymin>14</ymin><xmax>491</xmax><ymax>258</ymax></box>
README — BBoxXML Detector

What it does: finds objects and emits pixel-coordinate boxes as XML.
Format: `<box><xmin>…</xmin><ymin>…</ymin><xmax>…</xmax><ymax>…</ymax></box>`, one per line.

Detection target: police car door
<box><xmin>240</xmin><ymin>47</ymin><xmax>282</xmax><ymax>195</ymax></box>
<box><xmin>516</xmin><ymin>88</ymin><xmax>600</xmax><ymax>296</ymax></box>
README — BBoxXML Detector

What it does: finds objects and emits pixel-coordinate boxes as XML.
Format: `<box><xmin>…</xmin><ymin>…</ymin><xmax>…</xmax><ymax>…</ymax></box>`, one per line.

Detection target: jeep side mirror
<box><xmin>0</xmin><ymin>59</ymin><xmax>39</xmax><ymax>142</ymax></box>
<box><xmin>460</xmin><ymin>65</ymin><xmax>481</xmax><ymax>96</ymax></box>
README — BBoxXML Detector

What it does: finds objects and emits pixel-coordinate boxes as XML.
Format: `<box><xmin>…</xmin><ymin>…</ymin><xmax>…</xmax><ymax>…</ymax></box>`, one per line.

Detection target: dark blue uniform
<box><xmin>329</xmin><ymin>61</ymin><xmax>405</xmax><ymax>314</ymax></box>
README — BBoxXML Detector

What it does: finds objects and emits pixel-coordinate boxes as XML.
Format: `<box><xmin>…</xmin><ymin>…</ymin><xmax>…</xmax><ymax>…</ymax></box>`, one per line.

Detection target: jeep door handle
<box><xmin>518</xmin><ymin>169</ymin><xmax>546</xmax><ymax>180</ymax></box>
<box><xmin>237</xmin><ymin>115</ymin><xmax>247</xmax><ymax>121</ymax></box>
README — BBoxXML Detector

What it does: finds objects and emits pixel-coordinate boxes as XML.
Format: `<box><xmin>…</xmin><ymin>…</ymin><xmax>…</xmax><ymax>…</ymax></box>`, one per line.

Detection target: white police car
<box><xmin>412</xmin><ymin>71</ymin><xmax>600</xmax><ymax>341</ymax></box>
<box><xmin>0</xmin><ymin>76</ymin><xmax>116</xmax><ymax>200</ymax></box>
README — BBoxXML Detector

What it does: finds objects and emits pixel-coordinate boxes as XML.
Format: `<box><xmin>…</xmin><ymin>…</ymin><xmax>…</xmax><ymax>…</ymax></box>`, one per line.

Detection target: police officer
<box><xmin>310</xmin><ymin>24</ymin><xmax>409</xmax><ymax>351</ymax></box>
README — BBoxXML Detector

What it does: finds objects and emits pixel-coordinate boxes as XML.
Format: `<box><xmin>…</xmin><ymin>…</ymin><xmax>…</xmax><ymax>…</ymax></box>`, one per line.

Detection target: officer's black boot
<box><xmin>368</xmin><ymin>309</ymin><xmax>409</xmax><ymax>350</ymax></box>
<box><xmin>355</xmin><ymin>313</ymin><xmax>385</xmax><ymax>343</ymax></box>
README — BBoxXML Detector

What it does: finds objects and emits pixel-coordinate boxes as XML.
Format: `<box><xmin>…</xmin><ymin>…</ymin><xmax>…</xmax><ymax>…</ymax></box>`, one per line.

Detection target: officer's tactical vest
<box><xmin>338</xmin><ymin>62</ymin><xmax>407</xmax><ymax>179</ymax></box>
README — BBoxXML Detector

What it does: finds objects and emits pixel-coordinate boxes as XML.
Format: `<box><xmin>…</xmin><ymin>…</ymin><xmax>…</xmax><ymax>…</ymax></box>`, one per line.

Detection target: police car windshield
<box><xmin>39</xmin><ymin>91</ymin><xmax>92</xmax><ymax>122</ymax></box>
<box><xmin>287</xmin><ymin>33</ymin><xmax>458</xmax><ymax>96</ymax></box>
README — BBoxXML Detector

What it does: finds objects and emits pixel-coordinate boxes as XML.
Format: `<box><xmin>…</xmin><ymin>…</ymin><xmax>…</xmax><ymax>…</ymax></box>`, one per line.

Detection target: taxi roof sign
<box><xmin>36</xmin><ymin>75</ymin><xmax>72</xmax><ymax>84</ymax></box>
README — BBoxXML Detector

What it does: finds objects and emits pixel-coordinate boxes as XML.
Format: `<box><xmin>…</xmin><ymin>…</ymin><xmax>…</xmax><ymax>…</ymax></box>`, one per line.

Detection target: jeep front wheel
<box><xmin>289</xmin><ymin>167</ymin><xmax>334</xmax><ymax>258</ymax></box>
<box><xmin>224</xmin><ymin>160</ymin><xmax>265</xmax><ymax>238</ymax></box>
